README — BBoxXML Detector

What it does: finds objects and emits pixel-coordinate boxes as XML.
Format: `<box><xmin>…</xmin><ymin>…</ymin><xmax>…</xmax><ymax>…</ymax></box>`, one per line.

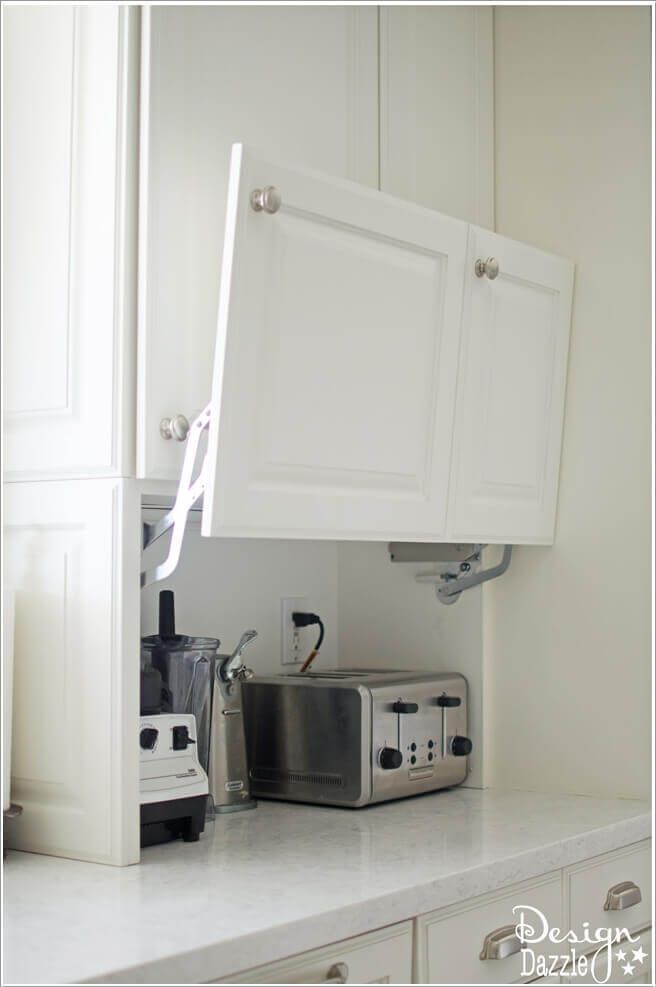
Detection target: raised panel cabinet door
<box><xmin>138</xmin><ymin>5</ymin><xmax>379</xmax><ymax>483</ymax></box>
<box><xmin>2</xmin><ymin>6</ymin><xmax>138</xmax><ymax>481</ymax></box>
<box><xmin>3</xmin><ymin>479</ymin><xmax>140</xmax><ymax>865</ymax></box>
<box><xmin>379</xmin><ymin>5</ymin><xmax>494</xmax><ymax>227</ymax></box>
<box><xmin>202</xmin><ymin>145</ymin><xmax>468</xmax><ymax>541</ymax></box>
<box><xmin>448</xmin><ymin>227</ymin><xmax>574</xmax><ymax>543</ymax></box>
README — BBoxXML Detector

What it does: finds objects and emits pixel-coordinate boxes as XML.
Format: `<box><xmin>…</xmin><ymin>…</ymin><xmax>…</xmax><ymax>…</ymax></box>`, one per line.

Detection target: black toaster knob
<box><xmin>379</xmin><ymin>747</ymin><xmax>403</xmax><ymax>770</ymax></box>
<box><xmin>392</xmin><ymin>700</ymin><xmax>419</xmax><ymax>714</ymax></box>
<box><xmin>451</xmin><ymin>735</ymin><xmax>472</xmax><ymax>757</ymax></box>
<box><xmin>436</xmin><ymin>695</ymin><xmax>461</xmax><ymax>707</ymax></box>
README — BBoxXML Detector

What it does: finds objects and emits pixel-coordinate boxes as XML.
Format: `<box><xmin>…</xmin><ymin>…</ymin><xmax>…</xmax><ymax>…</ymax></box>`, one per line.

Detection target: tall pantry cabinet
<box><xmin>3</xmin><ymin>7</ymin><xmax>499</xmax><ymax>863</ymax></box>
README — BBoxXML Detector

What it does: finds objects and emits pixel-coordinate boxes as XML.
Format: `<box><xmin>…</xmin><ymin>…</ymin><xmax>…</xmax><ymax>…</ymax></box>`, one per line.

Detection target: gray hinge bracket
<box><xmin>388</xmin><ymin>542</ymin><xmax>513</xmax><ymax>605</ymax></box>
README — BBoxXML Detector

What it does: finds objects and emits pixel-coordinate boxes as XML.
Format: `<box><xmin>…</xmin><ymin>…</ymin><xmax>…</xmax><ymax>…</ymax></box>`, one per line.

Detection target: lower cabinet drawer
<box><xmin>211</xmin><ymin>921</ymin><xmax>413</xmax><ymax>984</ymax></box>
<box><xmin>561</xmin><ymin>926</ymin><xmax>652</xmax><ymax>984</ymax></box>
<box><xmin>415</xmin><ymin>873</ymin><xmax>563</xmax><ymax>985</ymax></box>
<box><xmin>566</xmin><ymin>840</ymin><xmax>652</xmax><ymax>943</ymax></box>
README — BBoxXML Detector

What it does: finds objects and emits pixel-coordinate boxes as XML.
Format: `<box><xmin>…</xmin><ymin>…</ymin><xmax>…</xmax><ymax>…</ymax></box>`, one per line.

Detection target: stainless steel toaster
<box><xmin>241</xmin><ymin>670</ymin><xmax>471</xmax><ymax>807</ymax></box>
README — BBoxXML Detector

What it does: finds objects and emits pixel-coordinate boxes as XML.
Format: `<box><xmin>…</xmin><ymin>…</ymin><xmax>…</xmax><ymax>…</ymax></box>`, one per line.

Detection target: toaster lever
<box><xmin>436</xmin><ymin>695</ymin><xmax>461</xmax><ymax>708</ymax></box>
<box><xmin>392</xmin><ymin>700</ymin><xmax>419</xmax><ymax>714</ymax></box>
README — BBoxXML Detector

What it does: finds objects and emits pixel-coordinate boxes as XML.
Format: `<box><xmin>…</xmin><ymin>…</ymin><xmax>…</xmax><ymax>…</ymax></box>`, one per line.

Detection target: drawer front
<box><xmin>561</xmin><ymin>927</ymin><xmax>652</xmax><ymax>984</ymax></box>
<box><xmin>416</xmin><ymin>873</ymin><xmax>563</xmax><ymax>984</ymax></box>
<box><xmin>211</xmin><ymin>921</ymin><xmax>413</xmax><ymax>984</ymax></box>
<box><xmin>566</xmin><ymin>841</ymin><xmax>652</xmax><ymax>943</ymax></box>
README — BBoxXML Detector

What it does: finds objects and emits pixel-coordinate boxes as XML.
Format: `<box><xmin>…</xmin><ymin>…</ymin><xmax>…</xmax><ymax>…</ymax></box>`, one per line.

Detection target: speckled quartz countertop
<box><xmin>3</xmin><ymin>788</ymin><xmax>650</xmax><ymax>985</ymax></box>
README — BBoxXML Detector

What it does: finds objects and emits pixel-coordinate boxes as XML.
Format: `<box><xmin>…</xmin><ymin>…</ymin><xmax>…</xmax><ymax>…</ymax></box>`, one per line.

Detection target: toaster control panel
<box><xmin>371</xmin><ymin>676</ymin><xmax>470</xmax><ymax>800</ymax></box>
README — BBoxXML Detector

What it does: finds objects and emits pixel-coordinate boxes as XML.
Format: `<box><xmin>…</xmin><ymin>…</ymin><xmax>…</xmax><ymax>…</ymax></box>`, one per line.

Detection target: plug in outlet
<box><xmin>281</xmin><ymin>597</ymin><xmax>308</xmax><ymax>665</ymax></box>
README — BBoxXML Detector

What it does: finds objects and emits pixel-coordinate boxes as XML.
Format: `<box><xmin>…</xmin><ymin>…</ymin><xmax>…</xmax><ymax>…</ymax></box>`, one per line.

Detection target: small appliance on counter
<box><xmin>141</xmin><ymin>591</ymin><xmax>219</xmax><ymax>773</ymax></box>
<box><xmin>242</xmin><ymin>669</ymin><xmax>472</xmax><ymax>808</ymax></box>
<box><xmin>141</xmin><ymin>592</ymin><xmax>257</xmax><ymax>818</ymax></box>
<box><xmin>139</xmin><ymin>712</ymin><xmax>209</xmax><ymax>846</ymax></box>
<box><xmin>209</xmin><ymin>630</ymin><xmax>258</xmax><ymax>813</ymax></box>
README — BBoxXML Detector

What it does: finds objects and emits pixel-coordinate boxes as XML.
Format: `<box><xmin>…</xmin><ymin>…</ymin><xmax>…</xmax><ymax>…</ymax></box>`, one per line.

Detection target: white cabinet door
<box><xmin>3</xmin><ymin>479</ymin><xmax>140</xmax><ymax>865</ymax></box>
<box><xmin>2</xmin><ymin>6</ymin><xmax>138</xmax><ymax>481</ymax></box>
<box><xmin>138</xmin><ymin>6</ymin><xmax>378</xmax><ymax>482</ymax></box>
<box><xmin>448</xmin><ymin>227</ymin><xmax>574</xmax><ymax>543</ymax></box>
<box><xmin>201</xmin><ymin>145</ymin><xmax>468</xmax><ymax>541</ymax></box>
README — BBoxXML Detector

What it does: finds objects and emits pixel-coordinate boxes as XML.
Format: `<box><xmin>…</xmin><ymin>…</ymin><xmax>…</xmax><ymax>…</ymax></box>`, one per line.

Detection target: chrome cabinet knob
<box><xmin>604</xmin><ymin>881</ymin><xmax>642</xmax><ymax>911</ymax></box>
<box><xmin>475</xmin><ymin>256</ymin><xmax>499</xmax><ymax>280</ymax></box>
<box><xmin>479</xmin><ymin>924</ymin><xmax>522</xmax><ymax>960</ymax></box>
<box><xmin>250</xmin><ymin>185</ymin><xmax>282</xmax><ymax>214</ymax></box>
<box><xmin>160</xmin><ymin>414</ymin><xmax>190</xmax><ymax>442</ymax></box>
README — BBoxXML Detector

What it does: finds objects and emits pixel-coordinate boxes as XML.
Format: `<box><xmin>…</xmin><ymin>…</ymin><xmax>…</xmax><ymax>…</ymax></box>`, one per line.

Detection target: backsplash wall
<box><xmin>141</xmin><ymin>509</ymin><xmax>339</xmax><ymax>673</ymax></box>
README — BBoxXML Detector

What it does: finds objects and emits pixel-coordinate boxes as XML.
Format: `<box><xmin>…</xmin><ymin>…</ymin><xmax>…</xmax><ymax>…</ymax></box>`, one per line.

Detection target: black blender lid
<box><xmin>141</xmin><ymin>591</ymin><xmax>219</xmax><ymax>650</ymax></box>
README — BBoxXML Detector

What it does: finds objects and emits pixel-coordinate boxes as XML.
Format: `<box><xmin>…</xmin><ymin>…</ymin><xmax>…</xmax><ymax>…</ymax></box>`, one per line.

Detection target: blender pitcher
<box><xmin>141</xmin><ymin>590</ymin><xmax>219</xmax><ymax>773</ymax></box>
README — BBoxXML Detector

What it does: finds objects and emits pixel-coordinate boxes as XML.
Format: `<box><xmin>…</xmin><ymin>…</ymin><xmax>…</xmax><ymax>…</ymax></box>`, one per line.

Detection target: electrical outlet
<box><xmin>281</xmin><ymin>597</ymin><xmax>308</xmax><ymax>665</ymax></box>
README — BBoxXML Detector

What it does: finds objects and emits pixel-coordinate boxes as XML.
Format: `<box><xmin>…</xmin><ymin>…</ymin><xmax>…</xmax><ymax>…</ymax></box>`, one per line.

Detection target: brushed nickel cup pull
<box><xmin>160</xmin><ymin>414</ymin><xmax>190</xmax><ymax>442</ymax></box>
<box><xmin>320</xmin><ymin>961</ymin><xmax>349</xmax><ymax>984</ymax></box>
<box><xmin>250</xmin><ymin>185</ymin><xmax>282</xmax><ymax>214</ymax></box>
<box><xmin>475</xmin><ymin>256</ymin><xmax>499</xmax><ymax>280</ymax></box>
<box><xmin>604</xmin><ymin>881</ymin><xmax>642</xmax><ymax>911</ymax></box>
<box><xmin>479</xmin><ymin>924</ymin><xmax>522</xmax><ymax>960</ymax></box>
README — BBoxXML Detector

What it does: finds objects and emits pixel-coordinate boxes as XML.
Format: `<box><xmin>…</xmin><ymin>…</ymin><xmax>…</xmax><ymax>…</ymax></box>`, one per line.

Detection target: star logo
<box><xmin>622</xmin><ymin>961</ymin><xmax>635</xmax><ymax>977</ymax></box>
<box><xmin>616</xmin><ymin>948</ymin><xmax>627</xmax><ymax>962</ymax></box>
<box><xmin>631</xmin><ymin>945</ymin><xmax>647</xmax><ymax>964</ymax></box>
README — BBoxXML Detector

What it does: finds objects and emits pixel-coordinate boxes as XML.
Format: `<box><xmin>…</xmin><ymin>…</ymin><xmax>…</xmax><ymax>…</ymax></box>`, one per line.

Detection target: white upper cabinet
<box><xmin>2</xmin><ymin>6</ymin><xmax>138</xmax><ymax>481</ymax></box>
<box><xmin>202</xmin><ymin>146</ymin><xmax>468</xmax><ymax>540</ymax></box>
<box><xmin>379</xmin><ymin>6</ymin><xmax>494</xmax><ymax>227</ymax></box>
<box><xmin>138</xmin><ymin>6</ymin><xmax>378</xmax><ymax>482</ymax></box>
<box><xmin>448</xmin><ymin>228</ymin><xmax>574</xmax><ymax>543</ymax></box>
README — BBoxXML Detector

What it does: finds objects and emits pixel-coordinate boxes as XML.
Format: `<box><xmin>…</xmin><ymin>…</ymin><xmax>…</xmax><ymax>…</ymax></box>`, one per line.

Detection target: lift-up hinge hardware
<box><xmin>388</xmin><ymin>543</ymin><xmax>513</xmax><ymax>605</ymax></box>
<box><xmin>141</xmin><ymin>403</ymin><xmax>212</xmax><ymax>589</ymax></box>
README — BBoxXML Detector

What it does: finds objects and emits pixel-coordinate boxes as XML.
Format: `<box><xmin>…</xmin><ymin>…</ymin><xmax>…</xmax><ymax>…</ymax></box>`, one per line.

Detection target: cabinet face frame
<box><xmin>201</xmin><ymin>144</ymin><xmax>468</xmax><ymax>541</ymax></box>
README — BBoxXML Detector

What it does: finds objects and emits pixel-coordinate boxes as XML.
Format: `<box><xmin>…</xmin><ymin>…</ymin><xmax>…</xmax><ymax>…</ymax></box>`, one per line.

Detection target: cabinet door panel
<box><xmin>2</xmin><ymin>6</ymin><xmax>137</xmax><ymax>481</ymax></box>
<box><xmin>448</xmin><ymin>227</ymin><xmax>574</xmax><ymax>543</ymax></box>
<box><xmin>3</xmin><ymin>479</ymin><xmax>140</xmax><ymax>864</ymax></box>
<box><xmin>138</xmin><ymin>6</ymin><xmax>378</xmax><ymax>482</ymax></box>
<box><xmin>202</xmin><ymin>146</ymin><xmax>468</xmax><ymax>540</ymax></box>
<box><xmin>380</xmin><ymin>6</ymin><xmax>494</xmax><ymax>227</ymax></box>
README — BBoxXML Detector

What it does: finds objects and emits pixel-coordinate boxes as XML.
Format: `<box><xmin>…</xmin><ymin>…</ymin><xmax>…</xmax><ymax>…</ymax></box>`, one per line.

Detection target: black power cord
<box><xmin>292</xmin><ymin>612</ymin><xmax>325</xmax><ymax>672</ymax></box>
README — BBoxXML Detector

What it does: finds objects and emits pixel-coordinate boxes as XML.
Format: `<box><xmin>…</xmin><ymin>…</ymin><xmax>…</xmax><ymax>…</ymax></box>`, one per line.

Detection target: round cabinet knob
<box><xmin>160</xmin><ymin>414</ymin><xmax>190</xmax><ymax>442</ymax></box>
<box><xmin>451</xmin><ymin>736</ymin><xmax>473</xmax><ymax>757</ymax></box>
<box><xmin>379</xmin><ymin>747</ymin><xmax>403</xmax><ymax>770</ymax></box>
<box><xmin>474</xmin><ymin>256</ymin><xmax>499</xmax><ymax>280</ymax></box>
<box><xmin>250</xmin><ymin>185</ymin><xmax>282</xmax><ymax>214</ymax></box>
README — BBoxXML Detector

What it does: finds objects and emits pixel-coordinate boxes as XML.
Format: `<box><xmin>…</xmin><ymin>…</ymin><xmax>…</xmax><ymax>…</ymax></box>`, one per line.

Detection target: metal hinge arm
<box><xmin>141</xmin><ymin>402</ymin><xmax>212</xmax><ymax>589</ymax></box>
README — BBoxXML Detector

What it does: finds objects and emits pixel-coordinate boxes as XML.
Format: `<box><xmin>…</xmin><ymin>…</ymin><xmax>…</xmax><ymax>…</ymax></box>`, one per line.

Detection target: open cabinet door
<box><xmin>202</xmin><ymin>144</ymin><xmax>468</xmax><ymax>541</ymax></box>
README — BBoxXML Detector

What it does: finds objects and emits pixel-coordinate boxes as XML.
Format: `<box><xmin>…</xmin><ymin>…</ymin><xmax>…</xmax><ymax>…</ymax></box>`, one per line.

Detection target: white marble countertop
<box><xmin>3</xmin><ymin>788</ymin><xmax>650</xmax><ymax>985</ymax></box>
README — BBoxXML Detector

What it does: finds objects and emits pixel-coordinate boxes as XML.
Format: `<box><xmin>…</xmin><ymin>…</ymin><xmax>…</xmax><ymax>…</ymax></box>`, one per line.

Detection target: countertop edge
<box><xmin>82</xmin><ymin>811</ymin><xmax>651</xmax><ymax>985</ymax></box>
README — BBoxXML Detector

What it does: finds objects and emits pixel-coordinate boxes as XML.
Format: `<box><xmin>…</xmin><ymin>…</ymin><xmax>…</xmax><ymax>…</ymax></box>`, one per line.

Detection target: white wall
<box><xmin>141</xmin><ymin>511</ymin><xmax>339</xmax><ymax>673</ymax></box>
<box><xmin>486</xmin><ymin>6</ymin><xmax>652</xmax><ymax>798</ymax></box>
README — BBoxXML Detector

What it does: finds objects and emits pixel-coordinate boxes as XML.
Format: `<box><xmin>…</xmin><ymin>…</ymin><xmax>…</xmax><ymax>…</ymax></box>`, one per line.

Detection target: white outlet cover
<box><xmin>281</xmin><ymin>597</ymin><xmax>308</xmax><ymax>665</ymax></box>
